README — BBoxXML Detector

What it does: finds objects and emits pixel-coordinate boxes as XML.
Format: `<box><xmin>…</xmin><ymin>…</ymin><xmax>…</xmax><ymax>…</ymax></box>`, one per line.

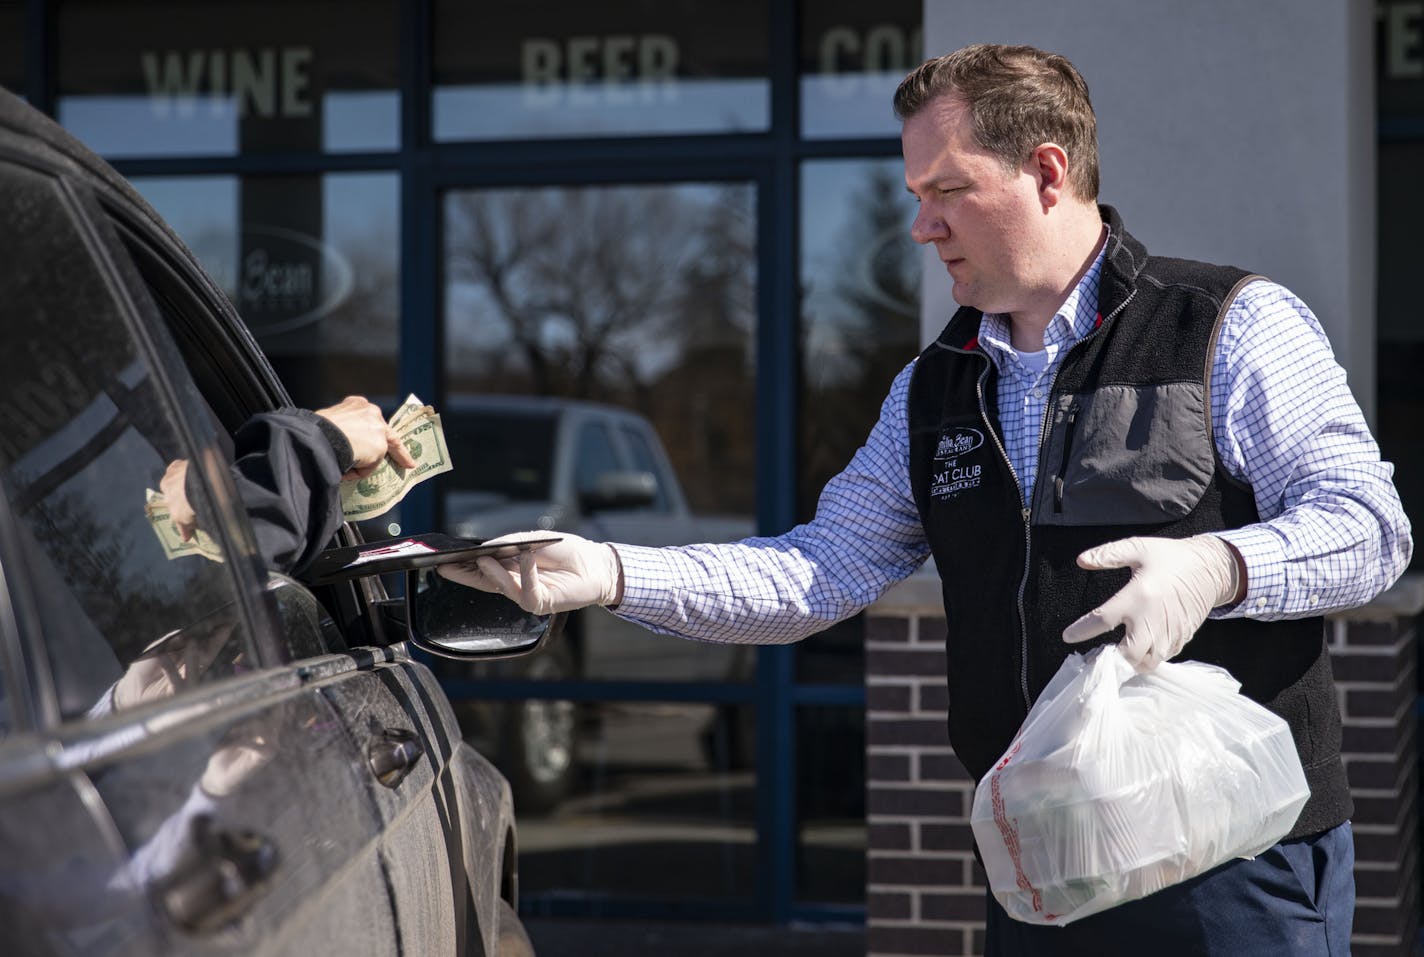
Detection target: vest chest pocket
<box><xmin>1033</xmin><ymin>382</ymin><xmax>1214</xmax><ymax>526</ymax></box>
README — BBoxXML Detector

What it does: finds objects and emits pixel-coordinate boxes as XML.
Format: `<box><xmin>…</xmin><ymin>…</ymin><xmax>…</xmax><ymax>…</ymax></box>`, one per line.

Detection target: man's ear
<box><xmin>1031</xmin><ymin>143</ymin><xmax>1070</xmax><ymax>208</ymax></box>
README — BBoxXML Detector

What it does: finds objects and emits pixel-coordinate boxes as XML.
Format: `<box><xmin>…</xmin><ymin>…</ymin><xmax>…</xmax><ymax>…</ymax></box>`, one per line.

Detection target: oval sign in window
<box><xmin>238</xmin><ymin>224</ymin><xmax>354</xmax><ymax>336</ymax></box>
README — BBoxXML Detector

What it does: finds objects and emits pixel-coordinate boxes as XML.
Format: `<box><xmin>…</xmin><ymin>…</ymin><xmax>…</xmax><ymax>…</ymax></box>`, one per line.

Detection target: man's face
<box><xmin>902</xmin><ymin>94</ymin><xmax>1049</xmax><ymax>318</ymax></box>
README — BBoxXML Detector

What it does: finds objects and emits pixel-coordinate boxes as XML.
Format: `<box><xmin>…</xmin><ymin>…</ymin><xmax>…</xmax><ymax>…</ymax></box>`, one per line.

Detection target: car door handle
<box><xmin>156</xmin><ymin>814</ymin><xmax>279</xmax><ymax>935</ymax></box>
<box><xmin>368</xmin><ymin>727</ymin><xmax>424</xmax><ymax>788</ymax></box>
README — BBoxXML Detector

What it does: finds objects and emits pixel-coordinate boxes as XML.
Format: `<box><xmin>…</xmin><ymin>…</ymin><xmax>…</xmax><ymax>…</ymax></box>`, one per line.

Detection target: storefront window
<box><xmin>799</xmin><ymin>0</ymin><xmax>921</xmax><ymax>139</ymax></box>
<box><xmin>487</xmin><ymin>700</ymin><xmax>758</xmax><ymax>904</ymax></box>
<box><xmin>1379</xmin><ymin>0</ymin><xmax>1424</xmax><ymax>124</ymax></box>
<box><xmin>57</xmin><ymin>0</ymin><xmax>399</xmax><ymax>157</ymax></box>
<box><xmin>443</xmin><ymin>181</ymin><xmax>756</xmax><ymax>520</ymax></box>
<box><xmin>132</xmin><ymin>172</ymin><xmax>400</xmax><ymax>408</ymax></box>
<box><xmin>440</xmin><ymin>180</ymin><xmax>758</xmax><ymax>902</ymax></box>
<box><xmin>1</xmin><ymin>1</ymin><xmax>22</xmax><ymax>96</ymax></box>
<box><xmin>799</xmin><ymin>158</ymin><xmax>919</xmax><ymax>523</ymax></box>
<box><xmin>790</xmin><ymin>157</ymin><xmax>917</xmax><ymax>904</ymax></box>
<box><xmin>433</xmin><ymin>0</ymin><xmax>770</xmax><ymax>140</ymax></box>
<box><xmin>1375</xmin><ymin>143</ymin><xmax>1424</xmax><ymax>567</ymax></box>
<box><xmin>796</xmin><ymin>704</ymin><xmax>866</xmax><ymax>903</ymax></box>
<box><xmin>1375</xmin><ymin>1</ymin><xmax>1424</xmax><ymax>567</ymax></box>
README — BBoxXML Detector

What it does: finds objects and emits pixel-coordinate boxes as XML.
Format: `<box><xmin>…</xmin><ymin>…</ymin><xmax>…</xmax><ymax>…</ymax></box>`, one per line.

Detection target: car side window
<box><xmin>573</xmin><ymin>421</ymin><xmax>622</xmax><ymax>502</ymax></box>
<box><xmin>618</xmin><ymin>424</ymin><xmax>672</xmax><ymax>513</ymax></box>
<box><xmin>0</xmin><ymin>160</ymin><xmax>263</xmax><ymax>725</ymax></box>
<box><xmin>112</xmin><ymin>211</ymin><xmax>335</xmax><ymax>663</ymax></box>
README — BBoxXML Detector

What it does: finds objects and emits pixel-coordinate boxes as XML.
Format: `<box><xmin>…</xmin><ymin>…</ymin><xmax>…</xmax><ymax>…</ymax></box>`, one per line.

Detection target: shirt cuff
<box><xmin>1210</xmin><ymin>525</ymin><xmax>1287</xmax><ymax>619</ymax></box>
<box><xmin>608</xmin><ymin>543</ymin><xmax>679</xmax><ymax>624</ymax></box>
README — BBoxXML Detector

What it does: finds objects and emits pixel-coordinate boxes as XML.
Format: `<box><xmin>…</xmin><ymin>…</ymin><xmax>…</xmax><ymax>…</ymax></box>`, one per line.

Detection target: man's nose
<box><xmin>910</xmin><ymin>206</ymin><xmax>947</xmax><ymax>245</ymax></box>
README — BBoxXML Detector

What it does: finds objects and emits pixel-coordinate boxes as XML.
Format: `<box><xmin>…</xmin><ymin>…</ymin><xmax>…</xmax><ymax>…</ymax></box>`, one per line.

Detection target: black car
<box><xmin>0</xmin><ymin>88</ymin><xmax>551</xmax><ymax>955</ymax></box>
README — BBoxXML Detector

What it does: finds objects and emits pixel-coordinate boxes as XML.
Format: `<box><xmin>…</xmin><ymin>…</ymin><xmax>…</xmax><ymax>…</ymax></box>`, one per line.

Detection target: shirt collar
<box><xmin>977</xmin><ymin>230</ymin><xmax>1110</xmax><ymax>369</ymax></box>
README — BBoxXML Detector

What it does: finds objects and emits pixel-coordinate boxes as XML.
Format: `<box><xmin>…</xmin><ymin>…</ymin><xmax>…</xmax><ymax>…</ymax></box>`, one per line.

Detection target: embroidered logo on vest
<box><xmin>930</xmin><ymin>426</ymin><xmax>984</xmax><ymax>500</ymax></box>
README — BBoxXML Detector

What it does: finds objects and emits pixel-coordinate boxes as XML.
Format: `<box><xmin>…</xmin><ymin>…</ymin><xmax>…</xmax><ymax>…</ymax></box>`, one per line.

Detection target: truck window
<box><xmin>574</xmin><ymin>421</ymin><xmax>621</xmax><ymax>501</ymax></box>
<box><xmin>445</xmin><ymin>408</ymin><xmax>557</xmax><ymax>502</ymax></box>
<box><xmin>618</xmin><ymin>424</ymin><xmax>672</xmax><ymax>513</ymax></box>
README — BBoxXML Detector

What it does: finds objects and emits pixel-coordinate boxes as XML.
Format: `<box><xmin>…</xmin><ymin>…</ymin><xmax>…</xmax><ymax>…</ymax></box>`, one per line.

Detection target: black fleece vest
<box><xmin>907</xmin><ymin>206</ymin><xmax>1350</xmax><ymax>840</ymax></box>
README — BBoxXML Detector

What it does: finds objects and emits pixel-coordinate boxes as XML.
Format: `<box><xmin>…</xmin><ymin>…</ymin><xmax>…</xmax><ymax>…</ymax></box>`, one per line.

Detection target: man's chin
<box><xmin>949</xmin><ymin>280</ymin><xmax>980</xmax><ymax>309</ymax></box>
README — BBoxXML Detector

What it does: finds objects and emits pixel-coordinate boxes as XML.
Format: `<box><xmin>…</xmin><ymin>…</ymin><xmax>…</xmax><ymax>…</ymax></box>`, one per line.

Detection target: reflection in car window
<box><xmin>0</xmin><ymin>161</ymin><xmax>258</xmax><ymax>724</ymax></box>
<box><xmin>125</xmin><ymin>256</ymin><xmax>335</xmax><ymax>664</ymax></box>
<box><xmin>573</xmin><ymin>422</ymin><xmax>620</xmax><ymax>500</ymax></box>
<box><xmin>0</xmin><ymin>626</ymin><xmax>12</xmax><ymax>737</ymax></box>
<box><xmin>618</xmin><ymin>425</ymin><xmax>671</xmax><ymax>513</ymax></box>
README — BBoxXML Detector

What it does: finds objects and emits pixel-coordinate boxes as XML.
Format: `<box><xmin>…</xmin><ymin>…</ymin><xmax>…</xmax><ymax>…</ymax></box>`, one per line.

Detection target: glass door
<box><xmin>434</xmin><ymin>179</ymin><xmax>762</xmax><ymax>908</ymax></box>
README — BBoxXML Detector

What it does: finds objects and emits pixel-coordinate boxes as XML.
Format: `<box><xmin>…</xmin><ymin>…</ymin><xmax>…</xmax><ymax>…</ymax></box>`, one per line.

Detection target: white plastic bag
<box><xmin>969</xmin><ymin>645</ymin><xmax>1309</xmax><ymax>926</ymax></box>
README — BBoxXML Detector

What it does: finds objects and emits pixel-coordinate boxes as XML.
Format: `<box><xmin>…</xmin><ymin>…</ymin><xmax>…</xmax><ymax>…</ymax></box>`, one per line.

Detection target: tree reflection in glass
<box><xmin>444</xmin><ymin>183</ymin><xmax>757</xmax><ymax>517</ymax></box>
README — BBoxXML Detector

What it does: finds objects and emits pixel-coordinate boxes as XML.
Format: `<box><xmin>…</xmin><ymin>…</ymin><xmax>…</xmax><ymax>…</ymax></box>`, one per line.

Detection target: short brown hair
<box><xmin>894</xmin><ymin>44</ymin><xmax>1099</xmax><ymax>201</ymax></box>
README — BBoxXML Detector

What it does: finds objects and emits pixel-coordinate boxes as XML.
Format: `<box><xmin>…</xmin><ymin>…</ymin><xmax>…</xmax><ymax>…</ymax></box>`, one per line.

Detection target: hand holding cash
<box><xmin>144</xmin><ymin>395</ymin><xmax>454</xmax><ymax>563</ymax></box>
<box><xmin>316</xmin><ymin>395</ymin><xmax>417</xmax><ymax>480</ymax></box>
<box><xmin>145</xmin><ymin>486</ymin><xmax>225</xmax><ymax>562</ymax></box>
<box><xmin>338</xmin><ymin>394</ymin><xmax>454</xmax><ymax>520</ymax></box>
<box><xmin>159</xmin><ymin>459</ymin><xmax>199</xmax><ymax>540</ymax></box>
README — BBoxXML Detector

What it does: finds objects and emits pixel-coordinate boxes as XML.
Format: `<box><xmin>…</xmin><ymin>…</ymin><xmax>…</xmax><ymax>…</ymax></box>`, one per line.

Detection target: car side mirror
<box><xmin>402</xmin><ymin>568</ymin><xmax>562</xmax><ymax>659</ymax></box>
<box><xmin>579</xmin><ymin>469</ymin><xmax>657</xmax><ymax>513</ymax></box>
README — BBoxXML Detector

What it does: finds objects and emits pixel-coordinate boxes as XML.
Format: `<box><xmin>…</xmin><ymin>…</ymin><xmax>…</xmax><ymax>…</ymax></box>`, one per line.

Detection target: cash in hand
<box><xmin>339</xmin><ymin>394</ymin><xmax>453</xmax><ymax>520</ymax></box>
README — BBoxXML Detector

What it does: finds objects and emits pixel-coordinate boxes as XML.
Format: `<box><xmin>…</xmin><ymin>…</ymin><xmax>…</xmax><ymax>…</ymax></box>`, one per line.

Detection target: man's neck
<box><xmin>1007</xmin><ymin>216</ymin><xmax>1108</xmax><ymax>352</ymax></box>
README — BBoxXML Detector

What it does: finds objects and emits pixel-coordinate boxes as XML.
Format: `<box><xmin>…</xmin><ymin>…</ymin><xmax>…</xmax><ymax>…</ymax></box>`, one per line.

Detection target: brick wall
<box><xmin>864</xmin><ymin>569</ymin><xmax>1424</xmax><ymax>957</ymax></box>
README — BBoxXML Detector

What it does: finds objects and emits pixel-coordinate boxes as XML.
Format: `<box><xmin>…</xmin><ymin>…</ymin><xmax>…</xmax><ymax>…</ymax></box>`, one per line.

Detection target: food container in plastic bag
<box><xmin>969</xmin><ymin>644</ymin><xmax>1310</xmax><ymax>925</ymax></box>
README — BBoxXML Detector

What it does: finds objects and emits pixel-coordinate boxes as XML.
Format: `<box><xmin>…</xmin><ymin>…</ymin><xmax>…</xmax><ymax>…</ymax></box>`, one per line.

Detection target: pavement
<box><xmin>525</xmin><ymin>917</ymin><xmax>866</xmax><ymax>956</ymax></box>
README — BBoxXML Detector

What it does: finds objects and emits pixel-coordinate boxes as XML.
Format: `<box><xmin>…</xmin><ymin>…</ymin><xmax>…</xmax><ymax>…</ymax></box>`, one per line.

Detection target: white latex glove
<box><xmin>437</xmin><ymin>530</ymin><xmax>622</xmax><ymax>616</ymax></box>
<box><xmin>1062</xmin><ymin>534</ymin><xmax>1243</xmax><ymax>672</ymax></box>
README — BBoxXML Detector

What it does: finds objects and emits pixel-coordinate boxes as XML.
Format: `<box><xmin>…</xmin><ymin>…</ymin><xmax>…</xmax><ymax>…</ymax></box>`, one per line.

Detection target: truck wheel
<box><xmin>500</xmin><ymin>641</ymin><xmax>577</xmax><ymax>814</ymax></box>
<box><xmin>495</xmin><ymin>898</ymin><xmax>535</xmax><ymax>957</ymax></box>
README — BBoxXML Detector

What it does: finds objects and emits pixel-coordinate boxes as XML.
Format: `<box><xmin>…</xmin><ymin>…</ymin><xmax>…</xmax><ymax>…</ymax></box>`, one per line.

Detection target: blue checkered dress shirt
<box><xmin>613</xmin><ymin>242</ymin><xmax>1412</xmax><ymax>643</ymax></box>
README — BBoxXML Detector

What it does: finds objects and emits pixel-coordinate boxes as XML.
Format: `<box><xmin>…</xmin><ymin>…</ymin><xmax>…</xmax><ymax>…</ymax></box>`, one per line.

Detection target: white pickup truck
<box><xmin>436</xmin><ymin>394</ymin><xmax>756</xmax><ymax>810</ymax></box>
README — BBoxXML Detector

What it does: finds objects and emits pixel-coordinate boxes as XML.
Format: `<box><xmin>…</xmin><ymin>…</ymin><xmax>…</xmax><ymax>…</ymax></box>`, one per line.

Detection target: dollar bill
<box><xmin>339</xmin><ymin>396</ymin><xmax>454</xmax><ymax>520</ymax></box>
<box><xmin>144</xmin><ymin>488</ymin><xmax>225</xmax><ymax>562</ymax></box>
<box><xmin>389</xmin><ymin>394</ymin><xmax>435</xmax><ymax>433</ymax></box>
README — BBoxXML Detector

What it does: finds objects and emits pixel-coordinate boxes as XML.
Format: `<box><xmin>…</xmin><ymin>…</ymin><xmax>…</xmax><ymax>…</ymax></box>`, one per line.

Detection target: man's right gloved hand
<box><xmin>437</xmin><ymin>530</ymin><xmax>623</xmax><ymax>616</ymax></box>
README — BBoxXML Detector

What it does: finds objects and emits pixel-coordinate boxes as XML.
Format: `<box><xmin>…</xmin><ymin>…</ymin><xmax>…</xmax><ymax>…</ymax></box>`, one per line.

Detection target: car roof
<box><xmin>0</xmin><ymin>88</ymin><xmax>192</xmax><ymax>267</ymax></box>
<box><xmin>0</xmin><ymin>88</ymin><xmax>289</xmax><ymax>417</ymax></box>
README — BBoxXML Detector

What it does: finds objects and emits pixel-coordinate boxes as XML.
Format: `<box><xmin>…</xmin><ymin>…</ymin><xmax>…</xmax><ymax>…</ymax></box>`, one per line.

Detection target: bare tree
<box><xmin>799</xmin><ymin>164</ymin><xmax>920</xmax><ymax>519</ymax></box>
<box><xmin>445</xmin><ymin>186</ymin><xmax>720</xmax><ymax>399</ymax></box>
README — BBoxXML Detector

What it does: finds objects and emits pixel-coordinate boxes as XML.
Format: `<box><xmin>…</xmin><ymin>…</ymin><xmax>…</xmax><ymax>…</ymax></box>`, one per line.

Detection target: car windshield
<box><xmin>444</xmin><ymin>409</ymin><xmax>557</xmax><ymax>503</ymax></box>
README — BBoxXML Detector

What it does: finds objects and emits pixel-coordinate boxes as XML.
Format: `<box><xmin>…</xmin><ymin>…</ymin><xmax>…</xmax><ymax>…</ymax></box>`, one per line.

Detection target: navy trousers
<box><xmin>984</xmin><ymin>822</ymin><xmax>1355</xmax><ymax>956</ymax></box>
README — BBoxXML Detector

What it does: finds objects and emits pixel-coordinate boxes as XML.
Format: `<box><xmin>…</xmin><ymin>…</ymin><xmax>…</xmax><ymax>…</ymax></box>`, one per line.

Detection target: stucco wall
<box><xmin>917</xmin><ymin>0</ymin><xmax>1377</xmax><ymax>422</ymax></box>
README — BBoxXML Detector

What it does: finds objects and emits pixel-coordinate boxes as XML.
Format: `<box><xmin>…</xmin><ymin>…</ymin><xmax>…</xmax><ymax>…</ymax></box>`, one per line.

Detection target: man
<box><xmin>164</xmin><ymin>395</ymin><xmax>415</xmax><ymax>574</ymax></box>
<box><xmin>443</xmin><ymin>45</ymin><xmax>1411</xmax><ymax>955</ymax></box>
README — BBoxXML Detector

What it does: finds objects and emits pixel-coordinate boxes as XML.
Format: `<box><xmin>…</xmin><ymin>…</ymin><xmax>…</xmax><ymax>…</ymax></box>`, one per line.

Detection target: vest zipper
<box><xmin>973</xmin><ymin>358</ymin><xmax>1034</xmax><ymax>710</ymax></box>
<box><xmin>1052</xmin><ymin>402</ymin><xmax>1080</xmax><ymax>512</ymax></box>
<box><xmin>1014</xmin><ymin>288</ymin><xmax>1137</xmax><ymax>709</ymax></box>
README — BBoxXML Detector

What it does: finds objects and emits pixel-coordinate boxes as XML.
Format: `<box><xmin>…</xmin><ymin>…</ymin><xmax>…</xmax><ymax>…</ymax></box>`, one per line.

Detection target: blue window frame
<box><xmin>25</xmin><ymin>0</ymin><xmax>927</xmax><ymax>927</ymax></box>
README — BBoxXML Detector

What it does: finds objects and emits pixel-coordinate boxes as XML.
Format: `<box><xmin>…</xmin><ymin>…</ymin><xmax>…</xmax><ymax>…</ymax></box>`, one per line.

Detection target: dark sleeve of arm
<box><xmin>222</xmin><ymin>409</ymin><xmax>354</xmax><ymax>574</ymax></box>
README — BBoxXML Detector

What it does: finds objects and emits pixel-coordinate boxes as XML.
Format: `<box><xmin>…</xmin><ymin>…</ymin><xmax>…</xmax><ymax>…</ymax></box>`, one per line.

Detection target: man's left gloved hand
<box><xmin>1062</xmin><ymin>534</ymin><xmax>1244</xmax><ymax>672</ymax></box>
<box><xmin>438</xmin><ymin>530</ymin><xmax>622</xmax><ymax>616</ymax></box>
